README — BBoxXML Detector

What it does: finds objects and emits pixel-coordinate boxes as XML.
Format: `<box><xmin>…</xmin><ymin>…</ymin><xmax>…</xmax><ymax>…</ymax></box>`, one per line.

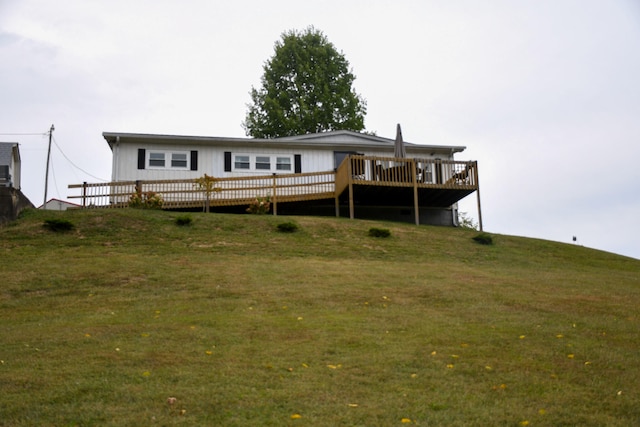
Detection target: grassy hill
<box><xmin>1</xmin><ymin>208</ymin><xmax>639</xmax><ymax>426</ymax></box>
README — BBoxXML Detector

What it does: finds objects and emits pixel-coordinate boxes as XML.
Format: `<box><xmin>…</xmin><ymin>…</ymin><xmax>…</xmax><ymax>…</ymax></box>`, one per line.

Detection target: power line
<box><xmin>0</xmin><ymin>132</ymin><xmax>48</xmax><ymax>136</ymax></box>
<box><xmin>51</xmin><ymin>135</ymin><xmax>108</xmax><ymax>182</ymax></box>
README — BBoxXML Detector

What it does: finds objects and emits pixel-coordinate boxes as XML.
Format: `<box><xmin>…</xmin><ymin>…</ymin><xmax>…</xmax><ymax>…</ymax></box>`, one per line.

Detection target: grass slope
<box><xmin>1</xmin><ymin>209</ymin><xmax>639</xmax><ymax>426</ymax></box>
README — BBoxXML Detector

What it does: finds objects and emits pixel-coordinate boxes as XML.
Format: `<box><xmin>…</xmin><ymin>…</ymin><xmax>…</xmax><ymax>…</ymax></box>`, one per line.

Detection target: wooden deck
<box><xmin>68</xmin><ymin>155</ymin><xmax>481</xmax><ymax>226</ymax></box>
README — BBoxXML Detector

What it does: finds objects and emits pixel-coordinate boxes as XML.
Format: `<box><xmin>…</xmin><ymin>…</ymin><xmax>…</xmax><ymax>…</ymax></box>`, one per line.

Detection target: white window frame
<box><xmin>171</xmin><ymin>152</ymin><xmax>188</xmax><ymax>168</ymax></box>
<box><xmin>276</xmin><ymin>157</ymin><xmax>292</xmax><ymax>171</ymax></box>
<box><xmin>234</xmin><ymin>154</ymin><xmax>250</xmax><ymax>170</ymax></box>
<box><xmin>231</xmin><ymin>154</ymin><xmax>294</xmax><ymax>173</ymax></box>
<box><xmin>148</xmin><ymin>150</ymin><xmax>190</xmax><ymax>169</ymax></box>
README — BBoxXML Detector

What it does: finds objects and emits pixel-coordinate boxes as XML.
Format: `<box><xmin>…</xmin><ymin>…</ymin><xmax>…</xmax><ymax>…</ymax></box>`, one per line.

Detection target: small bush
<box><xmin>277</xmin><ymin>222</ymin><xmax>298</xmax><ymax>233</ymax></box>
<box><xmin>175</xmin><ymin>215</ymin><xmax>193</xmax><ymax>226</ymax></box>
<box><xmin>368</xmin><ymin>227</ymin><xmax>391</xmax><ymax>238</ymax></box>
<box><xmin>246</xmin><ymin>196</ymin><xmax>271</xmax><ymax>214</ymax></box>
<box><xmin>129</xmin><ymin>191</ymin><xmax>164</xmax><ymax>209</ymax></box>
<box><xmin>472</xmin><ymin>232</ymin><xmax>493</xmax><ymax>245</ymax></box>
<box><xmin>43</xmin><ymin>218</ymin><xmax>74</xmax><ymax>232</ymax></box>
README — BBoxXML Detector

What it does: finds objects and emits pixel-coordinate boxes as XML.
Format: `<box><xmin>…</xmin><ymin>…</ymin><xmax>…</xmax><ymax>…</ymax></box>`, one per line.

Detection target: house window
<box><xmin>148</xmin><ymin>151</ymin><xmax>191</xmax><ymax>169</ymax></box>
<box><xmin>255</xmin><ymin>156</ymin><xmax>271</xmax><ymax>170</ymax></box>
<box><xmin>149</xmin><ymin>152</ymin><xmax>165</xmax><ymax>167</ymax></box>
<box><xmin>230</xmin><ymin>154</ymin><xmax>294</xmax><ymax>173</ymax></box>
<box><xmin>171</xmin><ymin>153</ymin><xmax>188</xmax><ymax>168</ymax></box>
<box><xmin>276</xmin><ymin>157</ymin><xmax>291</xmax><ymax>171</ymax></box>
<box><xmin>234</xmin><ymin>155</ymin><xmax>250</xmax><ymax>169</ymax></box>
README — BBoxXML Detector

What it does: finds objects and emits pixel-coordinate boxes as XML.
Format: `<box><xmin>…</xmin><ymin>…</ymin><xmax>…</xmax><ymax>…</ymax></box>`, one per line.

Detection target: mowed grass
<box><xmin>1</xmin><ymin>208</ymin><xmax>639</xmax><ymax>426</ymax></box>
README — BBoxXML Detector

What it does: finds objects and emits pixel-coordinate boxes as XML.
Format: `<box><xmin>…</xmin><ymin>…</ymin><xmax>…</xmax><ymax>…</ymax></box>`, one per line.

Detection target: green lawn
<box><xmin>1</xmin><ymin>208</ymin><xmax>639</xmax><ymax>426</ymax></box>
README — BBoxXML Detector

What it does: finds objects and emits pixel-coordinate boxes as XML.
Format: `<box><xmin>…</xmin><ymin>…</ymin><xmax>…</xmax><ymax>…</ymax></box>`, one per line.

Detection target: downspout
<box><xmin>112</xmin><ymin>136</ymin><xmax>120</xmax><ymax>181</ymax></box>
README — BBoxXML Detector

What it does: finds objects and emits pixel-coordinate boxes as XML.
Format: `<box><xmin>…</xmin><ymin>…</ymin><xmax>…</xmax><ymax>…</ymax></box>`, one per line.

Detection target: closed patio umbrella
<box><xmin>394</xmin><ymin>123</ymin><xmax>406</xmax><ymax>158</ymax></box>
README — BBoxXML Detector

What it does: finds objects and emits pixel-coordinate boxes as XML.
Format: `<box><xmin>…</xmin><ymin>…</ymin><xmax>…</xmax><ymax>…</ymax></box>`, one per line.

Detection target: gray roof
<box><xmin>0</xmin><ymin>142</ymin><xmax>19</xmax><ymax>166</ymax></box>
<box><xmin>103</xmin><ymin>130</ymin><xmax>466</xmax><ymax>155</ymax></box>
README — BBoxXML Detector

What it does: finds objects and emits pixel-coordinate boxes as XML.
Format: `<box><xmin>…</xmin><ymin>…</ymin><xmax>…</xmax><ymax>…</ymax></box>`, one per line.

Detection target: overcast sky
<box><xmin>1</xmin><ymin>0</ymin><xmax>639</xmax><ymax>259</ymax></box>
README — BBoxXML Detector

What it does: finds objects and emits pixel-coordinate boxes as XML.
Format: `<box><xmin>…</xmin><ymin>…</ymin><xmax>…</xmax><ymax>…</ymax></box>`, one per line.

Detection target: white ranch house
<box><xmin>70</xmin><ymin>129</ymin><xmax>481</xmax><ymax>227</ymax></box>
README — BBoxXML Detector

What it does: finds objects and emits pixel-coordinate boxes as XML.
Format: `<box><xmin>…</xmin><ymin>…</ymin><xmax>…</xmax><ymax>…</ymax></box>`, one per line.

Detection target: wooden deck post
<box><xmin>82</xmin><ymin>182</ymin><xmax>87</xmax><ymax>208</ymax></box>
<box><xmin>411</xmin><ymin>160</ymin><xmax>419</xmax><ymax>225</ymax></box>
<box><xmin>272</xmin><ymin>174</ymin><xmax>277</xmax><ymax>216</ymax></box>
<box><xmin>347</xmin><ymin>157</ymin><xmax>354</xmax><ymax>219</ymax></box>
<box><xmin>474</xmin><ymin>161</ymin><xmax>483</xmax><ymax>231</ymax></box>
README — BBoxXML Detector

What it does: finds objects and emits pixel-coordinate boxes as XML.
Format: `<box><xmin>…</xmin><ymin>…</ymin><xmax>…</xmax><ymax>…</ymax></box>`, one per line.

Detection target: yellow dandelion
<box><xmin>430</xmin><ymin>351</ymin><xmax>437</xmax><ymax>356</ymax></box>
<box><xmin>485</xmin><ymin>365</ymin><xmax>493</xmax><ymax>371</ymax></box>
<box><xmin>302</xmin><ymin>363</ymin><xmax>309</xmax><ymax>368</ymax></box>
<box><xmin>584</xmin><ymin>361</ymin><xmax>592</xmax><ymax>365</ymax></box>
<box><xmin>451</xmin><ymin>354</ymin><xmax>459</xmax><ymax>359</ymax></box>
<box><xmin>519</xmin><ymin>335</ymin><xmax>526</xmax><ymax>339</ymax></box>
<box><xmin>556</xmin><ymin>334</ymin><xmax>564</xmax><ymax>338</ymax></box>
<box><xmin>291</xmin><ymin>413</ymin><xmax>302</xmax><ymax>419</ymax></box>
<box><xmin>538</xmin><ymin>409</ymin><xmax>547</xmax><ymax>415</ymax></box>
<box><xmin>401</xmin><ymin>418</ymin><xmax>412</xmax><ymax>423</ymax></box>
<box><xmin>519</xmin><ymin>421</ymin><xmax>529</xmax><ymax>426</ymax></box>
<box><xmin>327</xmin><ymin>364</ymin><xmax>338</xmax><ymax>369</ymax></box>
<box><xmin>348</xmin><ymin>403</ymin><xmax>358</xmax><ymax>407</ymax></box>
<box><xmin>84</xmin><ymin>333</ymin><xmax>91</xmax><ymax>338</ymax></box>
<box><xmin>410</xmin><ymin>373</ymin><xmax>417</xmax><ymax>378</ymax></box>
<box><xmin>567</xmin><ymin>354</ymin><xmax>575</xmax><ymax>359</ymax></box>
<box><xmin>297</xmin><ymin>317</ymin><xmax>303</xmax><ymax>320</ymax></box>
<box><xmin>617</xmin><ymin>390</ymin><xmax>622</xmax><ymax>396</ymax></box>
<box><xmin>446</xmin><ymin>364</ymin><xmax>454</xmax><ymax>369</ymax></box>
<box><xmin>142</xmin><ymin>371</ymin><xmax>151</xmax><ymax>377</ymax></box>
<box><xmin>205</xmin><ymin>350</ymin><xmax>213</xmax><ymax>355</ymax></box>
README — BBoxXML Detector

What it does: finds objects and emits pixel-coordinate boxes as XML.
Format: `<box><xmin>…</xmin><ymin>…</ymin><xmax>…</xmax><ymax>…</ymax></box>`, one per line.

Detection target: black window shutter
<box><xmin>137</xmin><ymin>149</ymin><xmax>146</xmax><ymax>170</ymax></box>
<box><xmin>224</xmin><ymin>152</ymin><xmax>231</xmax><ymax>172</ymax></box>
<box><xmin>190</xmin><ymin>151</ymin><xmax>198</xmax><ymax>171</ymax></box>
<box><xmin>294</xmin><ymin>154</ymin><xmax>302</xmax><ymax>173</ymax></box>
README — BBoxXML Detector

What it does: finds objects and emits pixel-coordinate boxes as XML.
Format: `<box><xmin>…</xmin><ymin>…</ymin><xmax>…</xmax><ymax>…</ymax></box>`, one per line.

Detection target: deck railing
<box><xmin>68</xmin><ymin>156</ymin><xmax>478</xmax><ymax>211</ymax></box>
<box><xmin>68</xmin><ymin>171</ymin><xmax>336</xmax><ymax>210</ymax></box>
<box><xmin>336</xmin><ymin>155</ymin><xmax>478</xmax><ymax>189</ymax></box>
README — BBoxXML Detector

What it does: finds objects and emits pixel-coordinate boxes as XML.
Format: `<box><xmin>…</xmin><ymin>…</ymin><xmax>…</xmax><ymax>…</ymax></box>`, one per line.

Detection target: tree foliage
<box><xmin>243</xmin><ymin>27</ymin><xmax>367</xmax><ymax>138</ymax></box>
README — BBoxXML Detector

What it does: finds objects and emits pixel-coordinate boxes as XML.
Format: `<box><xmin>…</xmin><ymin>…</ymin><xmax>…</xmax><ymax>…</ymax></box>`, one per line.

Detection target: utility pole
<box><xmin>43</xmin><ymin>124</ymin><xmax>54</xmax><ymax>208</ymax></box>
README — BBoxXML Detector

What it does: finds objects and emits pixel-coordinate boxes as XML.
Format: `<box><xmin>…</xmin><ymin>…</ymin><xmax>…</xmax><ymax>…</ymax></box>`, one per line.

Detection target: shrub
<box><xmin>246</xmin><ymin>196</ymin><xmax>271</xmax><ymax>214</ymax></box>
<box><xmin>472</xmin><ymin>232</ymin><xmax>493</xmax><ymax>245</ymax></box>
<box><xmin>43</xmin><ymin>218</ymin><xmax>74</xmax><ymax>232</ymax></box>
<box><xmin>277</xmin><ymin>222</ymin><xmax>298</xmax><ymax>233</ymax></box>
<box><xmin>457</xmin><ymin>211</ymin><xmax>478</xmax><ymax>230</ymax></box>
<box><xmin>175</xmin><ymin>215</ymin><xmax>193</xmax><ymax>226</ymax></box>
<box><xmin>368</xmin><ymin>227</ymin><xmax>391</xmax><ymax>238</ymax></box>
<box><xmin>129</xmin><ymin>191</ymin><xmax>164</xmax><ymax>209</ymax></box>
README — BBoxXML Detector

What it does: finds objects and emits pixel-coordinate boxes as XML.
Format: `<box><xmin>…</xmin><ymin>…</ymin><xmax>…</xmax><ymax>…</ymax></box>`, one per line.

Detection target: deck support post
<box><xmin>82</xmin><ymin>182</ymin><xmax>87</xmax><ymax>208</ymax></box>
<box><xmin>474</xmin><ymin>161</ymin><xmax>483</xmax><ymax>231</ymax></box>
<box><xmin>272</xmin><ymin>174</ymin><xmax>277</xmax><ymax>216</ymax></box>
<box><xmin>411</xmin><ymin>159</ymin><xmax>420</xmax><ymax>225</ymax></box>
<box><xmin>335</xmin><ymin>195</ymin><xmax>340</xmax><ymax>218</ymax></box>
<box><xmin>347</xmin><ymin>157</ymin><xmax>354</xmax><ymax>219</ymax></box>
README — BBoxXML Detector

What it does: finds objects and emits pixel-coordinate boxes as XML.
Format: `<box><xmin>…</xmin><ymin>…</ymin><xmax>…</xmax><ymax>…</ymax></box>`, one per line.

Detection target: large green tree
<box><xmin>243</xmin><ymin>27</ymin><xmax>367</xmax><ymax>138</ymax></box>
